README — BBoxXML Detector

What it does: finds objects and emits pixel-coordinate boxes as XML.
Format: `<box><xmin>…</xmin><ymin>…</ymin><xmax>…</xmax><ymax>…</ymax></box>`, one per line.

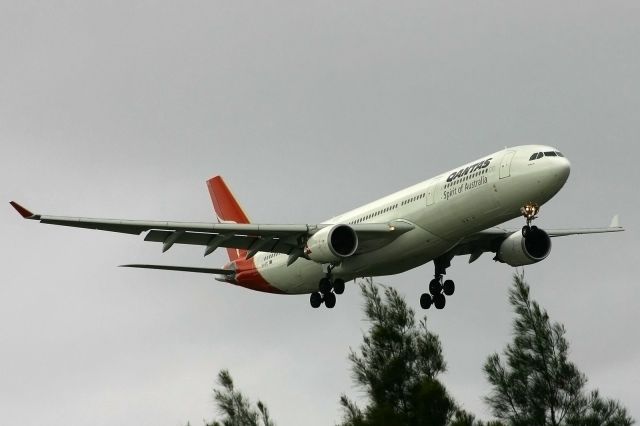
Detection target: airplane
<box><xmin>10</xmin><ymin>145</ymin><xmax>624</xmax><ymax>310</ymax></box>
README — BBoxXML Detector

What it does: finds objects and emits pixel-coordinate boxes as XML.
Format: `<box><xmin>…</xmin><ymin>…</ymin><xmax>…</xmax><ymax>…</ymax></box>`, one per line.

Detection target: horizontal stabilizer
<box><xmin>120</xmin><ymin>264</ymin><xmax>235</xmax><ymax>275</ymax></box>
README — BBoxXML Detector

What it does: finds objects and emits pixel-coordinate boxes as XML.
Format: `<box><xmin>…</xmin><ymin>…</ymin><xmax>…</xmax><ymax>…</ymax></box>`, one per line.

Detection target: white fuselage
<box><xmin>254</xmin><ymin>145</ymin><xmax>571</xmax><ymax>294</ymax></box>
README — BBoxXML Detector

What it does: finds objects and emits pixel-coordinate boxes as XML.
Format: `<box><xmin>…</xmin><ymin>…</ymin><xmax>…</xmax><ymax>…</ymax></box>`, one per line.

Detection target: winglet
<box><xmin>9</xmin><ymin>201</ymin><xmax>37</xmax><ymax>219</ymax></box>
<box><xmin>610</xmin><ymin>214</ymin><xmax>621</xmax><ymax>228</ymax></box>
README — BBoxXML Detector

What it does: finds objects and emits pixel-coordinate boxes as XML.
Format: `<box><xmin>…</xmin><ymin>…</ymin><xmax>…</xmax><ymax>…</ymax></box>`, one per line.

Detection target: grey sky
<box><xmin>1</xmin><ymin>1</ymin><xmax>639</xmax><ymax>425</ymax></box>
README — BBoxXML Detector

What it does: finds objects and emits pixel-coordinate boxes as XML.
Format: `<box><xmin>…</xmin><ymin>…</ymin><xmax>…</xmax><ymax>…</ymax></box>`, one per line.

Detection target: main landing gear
<box><xmin>310</xmin><ymin>266</ymin><xmax>345</xmax><ymax>309</ymax></box>
<box><xmin>521</xmin><ymin>202</ymin><xmax>540</xmax><ymax>237</ymax></box>
<box><xmin>420</xmin><ymin>255</ymin><xmax>455</xmax><ymax>310</ymax></box>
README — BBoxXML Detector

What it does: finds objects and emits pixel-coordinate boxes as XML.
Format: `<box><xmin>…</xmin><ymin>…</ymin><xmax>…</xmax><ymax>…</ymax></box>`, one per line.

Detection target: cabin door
<box><xmin>499</xmin><ymin>151</ymin><xmax>515</xmax><ymax>179</ymax></box>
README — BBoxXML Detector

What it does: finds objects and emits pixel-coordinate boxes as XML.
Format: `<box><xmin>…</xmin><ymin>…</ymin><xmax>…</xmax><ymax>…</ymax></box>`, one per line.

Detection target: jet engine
<box><xmin>497</xmin><ymin>227</ymin><xmax>552</xmax><ymax>266</ymax></box>
<box><xmin>305</xmin><ymin>224</ymin><xmax>358</xmax><ymax>263</ymax></box>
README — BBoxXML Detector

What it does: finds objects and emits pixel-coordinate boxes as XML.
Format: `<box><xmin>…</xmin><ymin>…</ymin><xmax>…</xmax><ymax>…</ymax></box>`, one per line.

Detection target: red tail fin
<box><xmin>206</xmin><ymin>176</ymin><xmax>250</xmax><ymax>262</ymax></box>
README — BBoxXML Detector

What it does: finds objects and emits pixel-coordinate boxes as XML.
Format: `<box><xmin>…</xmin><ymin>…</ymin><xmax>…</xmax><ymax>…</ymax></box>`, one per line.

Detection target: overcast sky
<box><xmin>1</xmin><ymin>1</ymin><xmax>639</xmax><ymax>425</ymax></box>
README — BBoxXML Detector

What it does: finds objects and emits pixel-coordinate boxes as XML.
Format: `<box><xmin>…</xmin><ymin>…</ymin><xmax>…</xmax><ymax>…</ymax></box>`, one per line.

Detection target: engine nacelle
<box><xmin>305</xmin><ymin>224</ymin><xmax>358</xmax><ymax>263</ymax></box>
<box><xmin>497</xmin><ymin>227</ymin><xmax>552</xmax><ymax>266</ymax></box>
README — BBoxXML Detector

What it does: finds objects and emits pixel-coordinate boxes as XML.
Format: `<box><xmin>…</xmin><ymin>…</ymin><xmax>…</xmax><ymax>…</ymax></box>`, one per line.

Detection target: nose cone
<box><xmin>544</xmin><ymin>156</ymin><xmax>571</xmax><ymax>196</ymax></box>
<box><xmin>556</xmin><ymin>156</ymin><xmax>571</xmax><ymax>185</ymax></box>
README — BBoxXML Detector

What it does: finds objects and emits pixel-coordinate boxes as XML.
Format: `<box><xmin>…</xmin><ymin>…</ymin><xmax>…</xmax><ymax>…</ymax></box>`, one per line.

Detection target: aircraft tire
<box><xmin>443</xmin><ymin>280</ymin><xmax>455</xmax><ymax>296</ymax></box>
<box><xmin>333</xmin><ymin>279</ymin><xmax>345</xmax><ymax>295</ymax></box>
<box><xmin>310</xmin><ymin>292</ymin><xmax>323</xmax><ymax>308</ymax></box>
<box><xmin>324</xmin><ymin>292</ymin><xmax>336</xmax><ymax>309</ymax></box>
<box><xmin>429</xmin><ymin>278</ymin><xmax>442</xmax><ymax>295</ymax></box>
<box><xmin>319</xmin><ymin>277</ymin><xmax>332</xmax><ymax>294</ymax></box>
<box><xmin>433</xmin><ymin>293</ymin><xmax>446</xmax><ymax>310</ymax></box>
<box><xmin>522</xmin><ymin>225</ymin><xmax>530</xmax><ymax>237</ymax></box>
<box><xmin>420</xmin><ymin>293</ymin><xmax>432</xmax><ymax>309</ymax></box>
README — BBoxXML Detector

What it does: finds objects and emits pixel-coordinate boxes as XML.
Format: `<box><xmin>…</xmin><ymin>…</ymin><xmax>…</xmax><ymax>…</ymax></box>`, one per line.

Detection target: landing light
<box><xmin>520</xmin><ymin>202</ymin><xmax>540</xmax><ymax>221</ymax></box>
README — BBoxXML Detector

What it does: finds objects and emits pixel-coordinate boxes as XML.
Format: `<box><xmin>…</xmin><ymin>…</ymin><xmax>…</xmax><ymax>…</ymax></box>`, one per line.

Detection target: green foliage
<box><xmin>449</xmin><ymin>410</ymin><xmax>505</xmax><ymax>426</ymax></box>
<box><xmin>190</xmin><ymin>274</ymin><xmax>632</xmax><ymax>426</ymax></box>
<box><xmin>339</xmin><ymin>279</ymin><xmax>466</xmax><ymax>426</ymax></box>
<box><xmin>206</xmin><ymin>369</ymin><xmax>275</xmax><ymax>426</ymax></box>
<box><xmin>483</xmin><ymin>273</ymin><xmax>633</xmax><ymax>426</ymax></box>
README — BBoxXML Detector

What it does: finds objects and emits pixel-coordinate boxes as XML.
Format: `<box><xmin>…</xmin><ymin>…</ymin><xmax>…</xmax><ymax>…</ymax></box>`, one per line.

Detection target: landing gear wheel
<box><xmin>433</xmin><ymin>293</ymin><xmax>446</xmax><ymax>310</ymax></box>
<box><xmin>319</xmin><ymin>277</ymin><xmax>332</xmax><ymax>294</ymax></box>
<box><xmin>443</xmin><ymin>280</ymin><xmax>455</xmax><ymax>296</ymax></box>
<box><xmin>333</xmin><ymin>279</ymin><xmax>345</xmax><ymax>295</ymax></box>
<box><xmin>420</xmin><ymin>293</ymin><xmax>432</xmax><ymax>309</ymax></box>
<box><xmin>310</xmin><ymin>292</ymin><xmax>322</xmax><ymax>308</ymax></box>
<box><xmin>324</xmin><ymin>292</ymin><xmax>336</xmax><ymax>309</ymax></box>
<box><xmin>522</xmin><ymin>225</ymin><xmax>530</xmax><ymax>237</ymax></box>
<box><xmin>429</xmin><ymin>278</ymin><xmax>442</xmax><ymax>295</ymax></box>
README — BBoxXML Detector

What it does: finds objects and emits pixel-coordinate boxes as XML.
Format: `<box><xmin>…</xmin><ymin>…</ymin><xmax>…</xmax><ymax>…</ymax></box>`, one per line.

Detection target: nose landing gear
<box><xmin>521</xmin><ymin>202</ymin><xmax>540</xmax><ymax>237</ymax></box>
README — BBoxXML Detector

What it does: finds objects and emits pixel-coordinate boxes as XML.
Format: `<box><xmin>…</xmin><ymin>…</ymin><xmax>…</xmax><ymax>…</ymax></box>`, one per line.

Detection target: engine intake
<box><xmin>305</xmin><ymin>224</ymin><xmax>358</xmax><ymax>263</ymax></box>
<box><xmin>497</xmin><ymin>227</ymin><xmax>552</xmax><ymax>266</ymax></box>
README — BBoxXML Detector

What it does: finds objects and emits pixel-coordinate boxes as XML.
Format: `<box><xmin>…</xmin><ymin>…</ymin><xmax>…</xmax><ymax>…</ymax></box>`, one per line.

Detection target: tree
<box><xmin>484</xmin><ymin>273</ymin><xmax>633</xmax><ymax>426</ymax></box>
<box><xmin>339</xmin><ymin>279</ymin><xmax>485</xmax><ymax>426</ymax></box>
<box><xmin>206</xmin><ymin>369</ymin><xmax>275</xmax><ymax>426</ymax></box>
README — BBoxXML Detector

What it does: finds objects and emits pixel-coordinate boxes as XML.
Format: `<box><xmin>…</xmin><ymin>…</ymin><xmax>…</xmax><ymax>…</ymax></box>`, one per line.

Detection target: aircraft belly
<box><xmin>257</xmin><ymin>226</ymin><xmax>455</xmax><ymax>294</ymax></box>
<box><xmin>337</xmin><ymin>226</ymin><xmax>454</xmax><ymax>277</ymax></box>
<box><xmin>258</xmin><ymin>258</ymin><xmax>324</xmax><ymax>295</ymax></box>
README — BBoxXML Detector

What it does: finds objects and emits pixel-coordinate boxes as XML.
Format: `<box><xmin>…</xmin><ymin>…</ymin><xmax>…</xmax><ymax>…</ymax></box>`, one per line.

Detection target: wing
<box><xmin>120</xmin><ymin>264</ymin><xmax>235</xmax><ymax>275</ymax></box>
<box><xmin>544</xmin><ymin>214</ymin><xmax>624</xmax><ymax>237</ymax></box>
<box><xmin>450</xmin><ymin>215</ymin><xmax>625</xmax><ymax>263</ymax></box>
<box><xmin>9</xmin><ymin>202</ymin><xmax>414</xmax><ymax>260</ymax></box>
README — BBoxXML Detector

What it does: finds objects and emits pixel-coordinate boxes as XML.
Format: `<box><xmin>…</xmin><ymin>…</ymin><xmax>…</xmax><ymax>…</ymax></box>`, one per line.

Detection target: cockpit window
<box><xmin>530</xmin><ymin>151</ymin><xmax>563</xmax><ymax>160</ymax></box>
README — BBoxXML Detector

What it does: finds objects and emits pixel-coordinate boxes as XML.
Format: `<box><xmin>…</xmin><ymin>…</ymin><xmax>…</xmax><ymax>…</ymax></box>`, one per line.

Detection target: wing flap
<box><xmin>144</xmin><ymin>230</ymin><xmax>297</xmax><ymax>255</ymax></box>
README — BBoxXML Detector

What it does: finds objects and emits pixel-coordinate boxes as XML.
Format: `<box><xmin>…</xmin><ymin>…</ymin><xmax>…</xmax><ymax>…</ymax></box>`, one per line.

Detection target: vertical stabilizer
<box><xmin>206</xmin><ymin>176</ymin><xmax>250</xmax><ymax>262</ymax></box>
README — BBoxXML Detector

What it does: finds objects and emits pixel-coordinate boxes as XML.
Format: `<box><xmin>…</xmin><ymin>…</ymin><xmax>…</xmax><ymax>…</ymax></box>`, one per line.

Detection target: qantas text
<box><xmin>446</xmin><ymin>158</ymin><xmax>492</xmax><ymax>182</ymax></box>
